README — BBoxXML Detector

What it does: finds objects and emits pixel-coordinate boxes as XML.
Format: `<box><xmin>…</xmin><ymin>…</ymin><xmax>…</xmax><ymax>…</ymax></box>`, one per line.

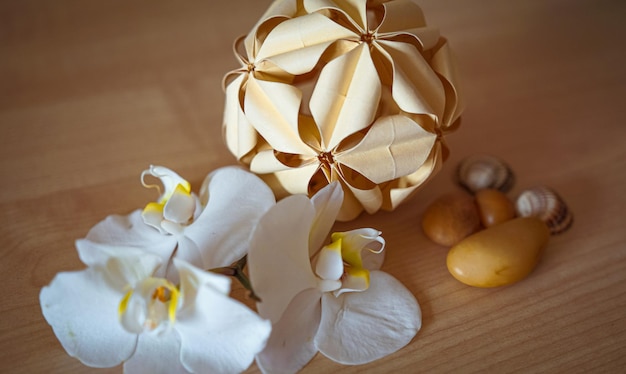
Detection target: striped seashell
<box><xmin>515</xmin><ymin>186</ymin><xmax>573</xmax><ymax>235</ymax></box>
<box><xmin>456</xmin><ymin>155</ymin><xmax>515</xmax><ymax>194</ymax></box>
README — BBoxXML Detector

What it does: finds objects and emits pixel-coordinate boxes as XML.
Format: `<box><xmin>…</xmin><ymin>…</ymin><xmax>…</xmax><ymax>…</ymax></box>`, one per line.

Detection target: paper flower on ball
<box><xmin>247</xmin><ymin>182</ymin><xmax>421</xmax><ymax>373</ymax></box>
<box><xmin>223</xmin><ymin>0</ymin><xmax>464</xmax><ymax>220</ymax></box>
<box><xmin>39</xmin><ymin>244</ymin><xmax>271</xmax><ymax>373</ymax></box>
<box><xmin>82</xmin><ymin>165</ymin><xmax>275</xmax><ymax>281</ymax></box>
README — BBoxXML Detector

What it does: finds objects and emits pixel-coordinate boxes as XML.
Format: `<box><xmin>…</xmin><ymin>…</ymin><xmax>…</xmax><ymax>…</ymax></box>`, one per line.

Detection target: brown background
<box><xmin>1</xmin><ymin>0</ymin><xmax>625</xmax><ymax>372</ymax></box>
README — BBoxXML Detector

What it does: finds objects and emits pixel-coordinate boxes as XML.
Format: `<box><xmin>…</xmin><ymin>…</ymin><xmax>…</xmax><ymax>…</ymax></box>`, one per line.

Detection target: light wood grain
<box><xmin>1</xmin><ymin>0</ymin><xmax>625</xmax><ymax>373</ymax></box>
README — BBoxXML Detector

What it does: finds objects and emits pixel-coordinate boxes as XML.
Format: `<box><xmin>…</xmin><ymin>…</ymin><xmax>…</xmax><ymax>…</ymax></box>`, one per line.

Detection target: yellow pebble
<box><xmin>446</xmin><ymin>217</ymin><xmax>550</xmax><ymax>287</ymax></box>
<box><xmin>475</xmin><ymin>188</ymin><xmax>516</xmax><ymax>227</ymax></box>
<box><xmin>421</xmin><ymin>192</ymin><xmax>481</xmax><ymax>247</ymax></box>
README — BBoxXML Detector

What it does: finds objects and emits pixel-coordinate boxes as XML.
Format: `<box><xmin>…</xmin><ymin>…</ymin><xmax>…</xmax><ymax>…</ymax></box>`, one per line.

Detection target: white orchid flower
<box><xmin>82</xmin><ymin>166</ymin><xmax>275</xmax><ymax>282</ymax></box>
<box><xmin>248</xmin><ymin>182</ymin><xmax>421</xmax><ymax>373</ymax></box>
<box><xmin>39</xmin><ymin>243</ymin><xmax>271</xmax><ymax>373</ymax></box>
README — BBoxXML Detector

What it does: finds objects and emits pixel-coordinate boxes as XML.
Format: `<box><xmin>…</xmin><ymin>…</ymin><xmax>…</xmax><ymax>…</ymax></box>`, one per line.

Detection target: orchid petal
<box><xmin>310</xmin><ymin>43</ymin><xmax>381</xmax><ymax>150</ymax></box>
<box><xmin>223</xmin><ymin>74</ymin><xmax>258</xmax><ymax>160</ymax></box>
<box><xmin>75</xmin><ymin>239</ymin><xmax>164</xmax><ymax>287</ymax></box>
<box><xmin>163</xmin><ymin>184</ymin><xmax>195</xmax><ymax>224</ymax></box>
<box><xmin>244</xmin><ymin>77</ymin><xmax>314</xmax><ymax>155</ymax></box>
<box><xmin>337</xmin><ymin>114</ymin><xmax>437</xmax><ymax>184</ymax></box>
<box><xmin>80</xmin><ymin>210</ymin><xmax>178</xmax><ymax>276</ymax></box>
<box><xmin>248</xmin><ymin>195</ymin><xmax>318</xmax><ymax>323</ymax></box>
<box><xmin>309</xmin><ymin>182</ymin><xmax>343</xmax><ymax>256</ymax></box>
<box><xmin>258</xmin><ymin>12</ymin><xmax>355</xmax><ymax>75</ymax></box>
<box><xmin>123</xmin><ymin>330</ymin><xmax>187</xmax><ymax>374</ymax></box>
<box><xmin>315</xmin><ymin>271</ymin><xmax>421</xmax><ymax>364</ymax></box>
<box><xmin>185</xmin><ymin>167</ymin><xmax>275</xmax><ymax>269</ymax></box>
<box><xmin>256</xmin><ymin>288</ymin><xmax>322</xmax><ymax>374</ymax></box>
<box><xmin>174</xmin><ymin>260</ymin><xmax>271</xmax><ymax>374</ymax></box>
<box><xmin>40</xmin><ymin>268</ymin><xmax>137</xmax><ymax>368</ymax></box>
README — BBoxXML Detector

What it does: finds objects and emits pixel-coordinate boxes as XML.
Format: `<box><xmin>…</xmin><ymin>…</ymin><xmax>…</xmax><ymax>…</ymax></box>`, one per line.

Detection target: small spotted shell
<box><xmin>515</xmin><ymin>186</ymin><xmax>573</xmax><ymax>235</ymax></box>
<box><xmin>456</xmin><ymin>155</ymin><xmax>515</xmax><ymax>193</ymax></box>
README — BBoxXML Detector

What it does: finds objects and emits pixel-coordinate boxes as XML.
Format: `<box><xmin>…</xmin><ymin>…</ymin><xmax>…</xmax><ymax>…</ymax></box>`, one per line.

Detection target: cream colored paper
<box><xmin>222</xmin><ymin>0</ymin><xmax>464</xmax><ymax>220</ymax></box>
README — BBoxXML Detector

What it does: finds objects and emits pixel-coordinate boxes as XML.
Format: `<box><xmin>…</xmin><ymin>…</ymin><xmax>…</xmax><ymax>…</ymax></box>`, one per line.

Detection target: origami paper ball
<box><xmin>223</xmin><ymin>0</ymin><xmax>464</xmax><ymax>221</ymax></box>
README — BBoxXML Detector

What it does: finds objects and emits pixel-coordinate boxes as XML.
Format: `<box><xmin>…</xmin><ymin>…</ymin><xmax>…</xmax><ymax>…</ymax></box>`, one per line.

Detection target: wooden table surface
<box><xmin>2</xmin><ymin>0</ymin><xmax>625</xmax><ymax>373</ymax></box>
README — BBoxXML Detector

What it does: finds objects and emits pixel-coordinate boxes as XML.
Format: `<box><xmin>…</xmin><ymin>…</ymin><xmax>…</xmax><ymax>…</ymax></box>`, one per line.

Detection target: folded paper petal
<box><xmin>383</xmin><ymin>140</ymin><xmax>443</xmax><ymax>211</ymax></box>
<box><xmin>224</xmin><ymin>74</ymin><xmax>258</xmax><ymax>160</ymax></box>
<box><xmin>258</xmin><ymin>12</ymin><xmax>355</xmax><ymax>75</ymax></box>
<box><xmin>315</xmin><ymin>271</ymin><xmax>421</xmax><ymax>364</ymax></box>
<box><xmin>256</xmin><ymin>288</ymin><xmax>322</xmax><ymax>374</ymax></box>
<box><xmin>309</xmin><ymin>181</ymin><xmax>343</xmax><ymax>256</ymax></box>
<box><xmin>375</xmin><ymin>40</ymin><xmax>445</xmax><ymax>118</ymax></box>
<box><xmin>309</xmin><ymin>43</ymin><xmax>381</xmax><ymax>150</ymax></box>
<box><xmin>430</xmin><ymin>39</ymin><xmax>465</xmax><ymax>129</ymax></box>
<box><xmin>377</xmin><ymin>0</ymin><xmax>427</xmax><ymax>34</ymax></box>
<box><xmin>39</xmin><ymin>268</ymin><xmax>137</xmax><ymax>368</ymax></box>
<box><xmin>248</xmin><ymin>195</ymin><xmax>318</xmax><ymax>323</ymax></box>
<box><xmin>304</xmin><ymin>0</ymin><xmax>367</xmax><ymax>31</ymax></box>
<box><xmin>338</xmin><ymin>114</ymin><xmax>437</xmax><ymax>184</ymax></box>
<box><xmin>245</xmin><ymin>78</ymin><xmax>313</xmax><ymax>155</ymax></box>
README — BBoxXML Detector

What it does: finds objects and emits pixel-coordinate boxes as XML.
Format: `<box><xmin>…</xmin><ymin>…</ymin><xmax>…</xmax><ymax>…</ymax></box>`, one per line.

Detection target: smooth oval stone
<box><xmin>421</xmin><ymin>192</ymin><xmax>481</xmax><ymax>246</ymax></box>
<box><xmin>475</xmin><ymin>188</ymin><xmax>516</xmax><ymax>227</ymax></box>
<box><xmin>446</xmin><ymin>217</ymin><xmax>550</xmax><ymax>287</ymax></box>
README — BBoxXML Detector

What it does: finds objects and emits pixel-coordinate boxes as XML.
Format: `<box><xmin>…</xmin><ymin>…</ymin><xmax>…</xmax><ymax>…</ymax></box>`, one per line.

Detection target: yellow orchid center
<box><xmin>140</xmin><ymin>166</ymin><xmax>195</xmax><ymax>235</ymax></box>
<box><xmin>118</xmin><ymin>278</ymin><xmax>180</xmax><ymax>333</ymax></box>
<box><xmin>315</xmin><ymin>233</ymin><xmax>372</xmax><ymax>295</ymax></box>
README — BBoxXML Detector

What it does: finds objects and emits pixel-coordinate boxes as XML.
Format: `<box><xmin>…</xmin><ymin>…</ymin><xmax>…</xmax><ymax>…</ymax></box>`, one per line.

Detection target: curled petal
<box><xmin>174</xmin><ymin>260</ymin><xmax>271</xmax><ymax>373</ymax></box>
<box><xmin>248</xmin><ymin>195</ymin><xmax>318</xmax><ymax>323</ymax></box>
<box><xmin>430</xmin><ymin>39</ymin><xmax>465</xmax><ymax>129</ymax></box>
<box><xmin>377</xmin><ymin>0</ymin><xmax>427</xmax><ymax>34</ymax></box>
<box><xmin>315</xmin><ymin>271</ymin><xmax>421</xmax><ymax>364</ymax></box>
<box><xmin>141</xmin><ymin>165</ymin><xmax>191</xmax><ymax>203</ymax></box>
<box><xmin>223</xmin><ymin>74</ymin><xmax>258</xmax><ymax>160</ymax></box>
<box><xmin>40</xmin><ymin>268</ymin><xmax>137</xmax><ymax>368</ymax></box>
<box><xmin>186</xmin><ymin>167</ymin><xmax>276</xmax><ymax>269</ymax></box>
